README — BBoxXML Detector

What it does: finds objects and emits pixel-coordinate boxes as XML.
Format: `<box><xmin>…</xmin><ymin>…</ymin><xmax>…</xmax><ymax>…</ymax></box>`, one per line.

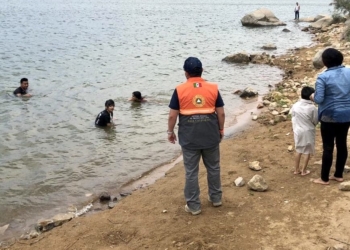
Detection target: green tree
<box><xmin>334</xmin><ymin>0</ymin><xmax>350</xmax><ymax>14</ymax></box>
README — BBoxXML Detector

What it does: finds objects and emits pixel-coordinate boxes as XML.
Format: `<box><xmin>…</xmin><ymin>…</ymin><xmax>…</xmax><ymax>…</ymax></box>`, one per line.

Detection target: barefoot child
<box><xmin>290</xmin><ymin>86</ymin><xmax>318</xmax><ymax>176</ymax></box>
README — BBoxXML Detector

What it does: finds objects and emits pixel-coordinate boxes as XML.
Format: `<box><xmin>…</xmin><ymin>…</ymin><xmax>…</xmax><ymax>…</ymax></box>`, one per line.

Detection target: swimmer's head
<box><xmin>20</xmin><ymin>78</ymin><xmax>29</xmax><ymax>90</ymax></box>
<box><xmin>105</xmin><ymin>99</ymin><xmax>115</xmax><ymax>112</ymax></box>
<box><xmin>132</xmin><ymin>91</ymin><xmax>143</xmax><ymax>101</ymax></box>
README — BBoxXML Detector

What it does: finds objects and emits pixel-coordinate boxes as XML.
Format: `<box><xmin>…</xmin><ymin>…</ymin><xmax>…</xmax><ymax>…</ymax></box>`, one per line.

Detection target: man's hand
<box><xmin>219</xmin><ymin>130</ymin><xmax>224</xmax><ymax>141</ymax></box>
<box><xmin>168</xmin><ymin>132</ymin><xmax>177</xmax><ymax>144</ymax></box>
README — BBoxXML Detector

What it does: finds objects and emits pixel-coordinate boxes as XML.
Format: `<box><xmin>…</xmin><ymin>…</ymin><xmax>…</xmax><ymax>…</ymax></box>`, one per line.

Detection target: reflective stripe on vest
<box><xmin>176</xmin><ymin>77</ymin><xmax>218</xmax><ymax>116</ymax></box>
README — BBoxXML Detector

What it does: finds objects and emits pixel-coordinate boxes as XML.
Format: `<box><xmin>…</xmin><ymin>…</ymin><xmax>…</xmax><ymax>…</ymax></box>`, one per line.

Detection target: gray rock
<box><xmin>241</xmin><ymin>8</ymin><xmax>286</xmax><ymax>27</ymax></box>
<box><xmin>234</xmin><ymin>177</ymin><xmax>245</xmax><ymax>187</ymax></box>
<box><xmin>309</xmin><ymin>16</ymin><xmax>333</xmax><ymax>29</ymax></box>
<box><xmin>313</xmin><ymin>47</ymin><xmax>330</xmax><ymax>69</ymax></box>
<box><xmin>344</xmin><ymin>165</ymin><xmax>350</xmax><ymax>173</ymax></box>
<box><xmin>252</xmin><ymin>115</ymin><xmax>258</xmax><ymax>121</ymax></box>
<box><xmin>36</xmin><ymin>213</ymin><xmax>74</xmax><ymax>232</ymax></box>
<box><xmin>262</xmin><ymin>44</ymin><xmax>277</xmax><ymax>50</ymax></box>
<box><xmin>108</xmin><ymin>202</ymin><xmax>116</xmax><ymax>209</ymax></box>
<box><xmin>339</xmin><ymin>181</ymin><xmax>350</xmax><ymax>191</ymax></box>
<box><xmin>248</xmin><ymin>175</ymin><xmax>268</xmax><ymax>191</ymax></box>
<box><xmin>263</xmin><ymin>100</ymin><xmax>271</xmax><ymax>106</ymax></box>
<box><xmin>239</xmin><ymin>87</ymin><xmax>258</xmax><ymax>98</ymax></box>
<box><xmin>0</xmin><ymin>224</ymin><xmax>9</xmax><ymax>235</ymax></box>
<box><xmin>20</xmin><ymin>230</ymin><xmax>40</xmax><ymax>240</ymax></box>
<box><xmin>257</xmin><ymin>103</ymin><xmax>264</xmax><ymax>109</ymax></box>
<box><xmin>120</xmin><ymin>192</ymin><xmax>131</xmax><ymax>197</ymax></box>
<box><xmin>314</xmin><ymin>14</ymin><xmax>329</xmax><ymax>22</ymax></box>
<box><xmin>249</xmin><ymin>161</ymin><xmax>262</xmax><ymax>171</ymax></box>
<box><xmin>223</xmin><ymin>53</ymin><xmax>250</xmax><ymax>64</ymax></box>
<box><xmin>298</xmin><ymin>17</ymin><xmax>316</xmax><ymax>22</ymax></box>
<box><xmin>271</xmin><ymin>110</ymin><xmax>279</xmax><ymax>116</ymax></box>
<box><xmin>282</xmin><ymin>28</ymin><xmax>291</xmax><ymax>32</ymax></box>
<box><xmin>281</xmin><ymin>108</ymin><xmax>290</xmax><ymax>114</ymax></box>
<box><xmin>99</xmin><ymin>192</ymin><xmax>111</xmax><ymax>202</ymax></box>
<box><xmin>301</xmin><ymin>27</ymin><xmax>309</xmax><ymax>32</ymax></box>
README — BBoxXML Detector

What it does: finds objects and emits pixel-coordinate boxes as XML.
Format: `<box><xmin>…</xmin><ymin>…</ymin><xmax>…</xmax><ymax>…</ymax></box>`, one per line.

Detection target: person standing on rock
<box><xmin>294</xmin><ymin>2</ymin><xmax>300</xmax><ymax>20</ymax></box>
<box><xmin>167</xmin><ymin>57</ymin><xmax>225</xmax><ymax>215</ymax></box>
<box><xmin>290</xmin><ymin>86</ymin><xmax>318</xmax><ymax>176</ymax></box>
<box><xmin>310</xmin><ymin>48</ymin><xmax>350</xmax><ymax>185</ymax></box>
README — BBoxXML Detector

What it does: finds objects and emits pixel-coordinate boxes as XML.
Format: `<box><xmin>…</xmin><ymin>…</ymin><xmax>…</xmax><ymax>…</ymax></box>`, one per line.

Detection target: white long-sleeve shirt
<box><xmin>290</xmin><ymin>99</ymin><xmax>318</xmax><ymax>154</ymax></box>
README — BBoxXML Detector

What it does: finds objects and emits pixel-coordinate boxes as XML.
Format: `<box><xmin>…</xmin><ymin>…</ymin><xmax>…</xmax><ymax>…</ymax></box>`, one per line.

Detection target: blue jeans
<box><xmin>182</xmin><ymin>145</ymin><xmax>222</xmax><ymax>211</ymax></box>
<box><xmin>295</xmin><ymin>11</ymin><xmax>299</xmax><ymax>20</ymax></box>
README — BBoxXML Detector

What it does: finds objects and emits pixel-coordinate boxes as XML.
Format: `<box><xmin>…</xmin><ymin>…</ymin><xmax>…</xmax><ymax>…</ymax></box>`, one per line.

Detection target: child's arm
<box><xmin>312</xmin><ymin>107</ymin><xmax>319</xmax><ymax>126</ymax></box>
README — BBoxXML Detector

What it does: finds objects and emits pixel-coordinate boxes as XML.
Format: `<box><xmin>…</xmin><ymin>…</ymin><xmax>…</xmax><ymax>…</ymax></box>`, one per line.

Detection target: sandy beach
<box><xmin>4</xmin><ymin>21</ymin><xmax>350</xmax><ymax>250</ymax></box>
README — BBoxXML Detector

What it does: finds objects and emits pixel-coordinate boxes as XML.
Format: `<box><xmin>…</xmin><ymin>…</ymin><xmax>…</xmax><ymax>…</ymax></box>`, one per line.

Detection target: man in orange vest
<box><xmin>167</xmin><ymin>57</ymin><xmax>225</xmax><ymax>215</ymax></box>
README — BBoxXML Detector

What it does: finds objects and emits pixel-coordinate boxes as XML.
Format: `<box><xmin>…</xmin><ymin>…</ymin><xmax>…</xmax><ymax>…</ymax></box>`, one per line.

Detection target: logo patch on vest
<box><xmin>193</xmin><ymin>82</ymin><xmax>202</xmax><ymax>88</ymax></box>
<box><xmin>192</xmin><ymin>95</ymin><xmax>206</xmax><ymax>107</ymax></box>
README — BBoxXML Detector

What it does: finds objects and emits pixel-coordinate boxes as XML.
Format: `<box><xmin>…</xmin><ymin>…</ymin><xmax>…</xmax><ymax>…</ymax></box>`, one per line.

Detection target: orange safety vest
<box><xmin>176</xmin><ymin>77</ymin><xmax>218</xmax><ymax>116</ymax></box>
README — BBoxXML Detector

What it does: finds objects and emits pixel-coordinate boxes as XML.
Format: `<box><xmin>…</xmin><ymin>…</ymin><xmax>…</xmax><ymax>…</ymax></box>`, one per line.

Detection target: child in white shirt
<box><xmin>290</xmin><ymin>86</ymin><xmax>318</xmax><ymax>175</ymax></box>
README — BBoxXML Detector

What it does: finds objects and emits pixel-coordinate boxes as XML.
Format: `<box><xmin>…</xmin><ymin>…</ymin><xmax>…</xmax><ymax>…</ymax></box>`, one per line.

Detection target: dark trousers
<box><xmin>320</xmin><ymin>121</ymin><xmax>350</xmax><ymax>181</ymax></box>
<box><xmin>295</xmin><ymin>11</ymin><xmax>299</xmax><ymax>20</ymax></box>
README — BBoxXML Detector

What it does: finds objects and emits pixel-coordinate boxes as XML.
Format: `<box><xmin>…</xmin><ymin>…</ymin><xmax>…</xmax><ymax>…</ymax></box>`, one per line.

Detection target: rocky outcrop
<box><xmin>313</xmin><ymin>47</ymin><xmax>330</xmax><ymax>69</ymax></box>
<box><xmin>282</xmin><ymin>28</ymin><xmax>291</xmax><ymax>32</ymax></box>
<box><xmin>298</xmin><ymin>17</ymin><xmax>316</xmax><ymax>22</ymax></box>
<box><xmin>309</xmin><ymin>16</ymin><xmax>333</xmax><ymax>29</ymax></box>
<box><xmin>262</xmin><ymin>44</ymin><xmax>277</xmax><ymax>50</ymax></box>
<box><xmin>222</xmin><ymin>53</ymin><xmax>250</xmax><ymax>64</ymax></box>
<box><xmin>36</xmin><ymin>213</ymin><xmax>74</xmax><ymax>232</ymax></box>
<box><xmin>239</xmin><ymin>87</ymin><xmax>258</xmax><ymax>98</ymax></box>
<box><xmin>241</xmin><ymin>8</ymin><xmax>286</xmax><ymax>27</ymax></box>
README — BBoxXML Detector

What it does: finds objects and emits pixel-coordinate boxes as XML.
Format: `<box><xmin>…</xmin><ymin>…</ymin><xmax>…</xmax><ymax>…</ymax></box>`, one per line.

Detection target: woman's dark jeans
<box><xmin>320</xmin><ymin>121</ymin><xmax>350</xmax><ymax>181</ymax></box>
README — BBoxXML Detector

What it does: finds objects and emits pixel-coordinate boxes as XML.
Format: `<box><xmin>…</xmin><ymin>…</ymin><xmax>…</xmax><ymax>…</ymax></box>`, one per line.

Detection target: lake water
<box><xmin>0</xmin><ymin>0</ymin><xmax>331</xmax><ymax>239</ymax></box>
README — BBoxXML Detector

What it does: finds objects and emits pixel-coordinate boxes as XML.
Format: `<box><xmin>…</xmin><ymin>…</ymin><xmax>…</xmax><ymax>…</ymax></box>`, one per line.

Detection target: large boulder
<box><xmin>313</xmin><ymin>47</ymin><xmax>330</xmax><ymax>69</ymax></box>
<box><xmin>239</xmin><ymin>87</ymin><xmax>258</xmax><ymax>98</ymax></box>
<box><xmin>222</xmin><ymin>53</ymin><xmax>250</xmax><ymax>64</ymax></box>
<box><xmin>298</xmin><ymin>17</ymin><xmax>316</xmax><ymax>22</ymax></box>
<box><xmin>309</xmin><ymin>16</ymin><xmax>333</xmax><ymax>29</ymax></box>
<box><xmin>241</xmin><ymin>8</ymin><xmax>286</xmax><ymax>27</ymax></box>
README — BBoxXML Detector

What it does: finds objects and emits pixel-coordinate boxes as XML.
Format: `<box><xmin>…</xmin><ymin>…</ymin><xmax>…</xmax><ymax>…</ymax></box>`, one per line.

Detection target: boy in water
<box><xmin>290</xmin><ymin>86</ymin><xmax>318</xmax><ymax>176</ymax></box>
<box><xmin>95</xmin><ymin>99</ymin><xmax>115</xmax><ymax>127</ymax></box>
<box><xmin>129</xmin><ymin>91</ymin><xmax>147</xmax><ymax>102</ymax></box>
<box><xmin>14</xmin><ymin>78</ymin><xmax>32</xmax><ymax>97</ymax></box>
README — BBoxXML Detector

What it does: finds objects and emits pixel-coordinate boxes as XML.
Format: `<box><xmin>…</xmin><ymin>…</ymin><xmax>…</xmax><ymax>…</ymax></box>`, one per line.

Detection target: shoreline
<box><xmin>3</xmin><ymin>19</ymin><xmax>350</xmax><ymax>250</ymax></box>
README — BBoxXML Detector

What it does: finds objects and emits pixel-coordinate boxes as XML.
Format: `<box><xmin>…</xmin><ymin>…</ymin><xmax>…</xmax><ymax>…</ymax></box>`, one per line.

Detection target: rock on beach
<box><xmin>249</xmin><ymin>161</ymin><xmax>262</xmax><ymax>171</ymax></box>
<box><xmin>247</xmin><ymin>175</ymin><xmax>268</xmax><ymax>191</ymax></box>
<box><xmin>239</xmin><ymin>87</ymin><xmax>258</xmax><ymax>98</ymax></box>
<box><xmin>241</xmin><ymin>8</ymin><xmax>286</xmax><ymax>27</ymax></box>
<box><xmin>339</xmin><ymin>181</ymin><xmax>350</xmax><ymax>191</ymax></box>
<box><xmin>222</xmin><ymin>53</ymin><xmax>250</xmax><ymax>64</ymax></box>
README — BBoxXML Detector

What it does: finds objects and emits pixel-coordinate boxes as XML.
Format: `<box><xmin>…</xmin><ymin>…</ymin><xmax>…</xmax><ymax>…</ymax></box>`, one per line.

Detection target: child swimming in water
<box><xmin>129</xmin><ymin>91</ymin><xmax>147</xmax><ymax>102</ymax></box>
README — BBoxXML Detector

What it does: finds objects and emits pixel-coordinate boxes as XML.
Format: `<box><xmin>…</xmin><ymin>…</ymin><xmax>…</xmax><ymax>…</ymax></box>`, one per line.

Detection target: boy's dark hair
<box><xmin>301</xmin><ymin>86</ymin><xmax>315</xmax><ymax>100</ymax></box>
<box><xmin>132</xmin><ymin>91</ymin><xmax>143</xmax><ymax>100</ymax></box>
<box><xmin>322</xmin><ymin>48</ymin><xmax>343</xmax><ymax>68</ymax></box>
<box><xmin>105</xmin><ymin>99</ymin><xmax>115</xmax><ymax>107</ymax></box>
<box><xmin>20</xmin><ymin>78</ymin><xmax>28</xmax><ymax>83</ymax></box>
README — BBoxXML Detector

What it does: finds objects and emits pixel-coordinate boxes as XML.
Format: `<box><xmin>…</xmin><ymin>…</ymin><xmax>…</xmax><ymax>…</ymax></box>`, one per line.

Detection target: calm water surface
<box><xmin>0</xmin><ymin>0</ymin><xmax>331</xmax><ymax>238</ymax></box>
